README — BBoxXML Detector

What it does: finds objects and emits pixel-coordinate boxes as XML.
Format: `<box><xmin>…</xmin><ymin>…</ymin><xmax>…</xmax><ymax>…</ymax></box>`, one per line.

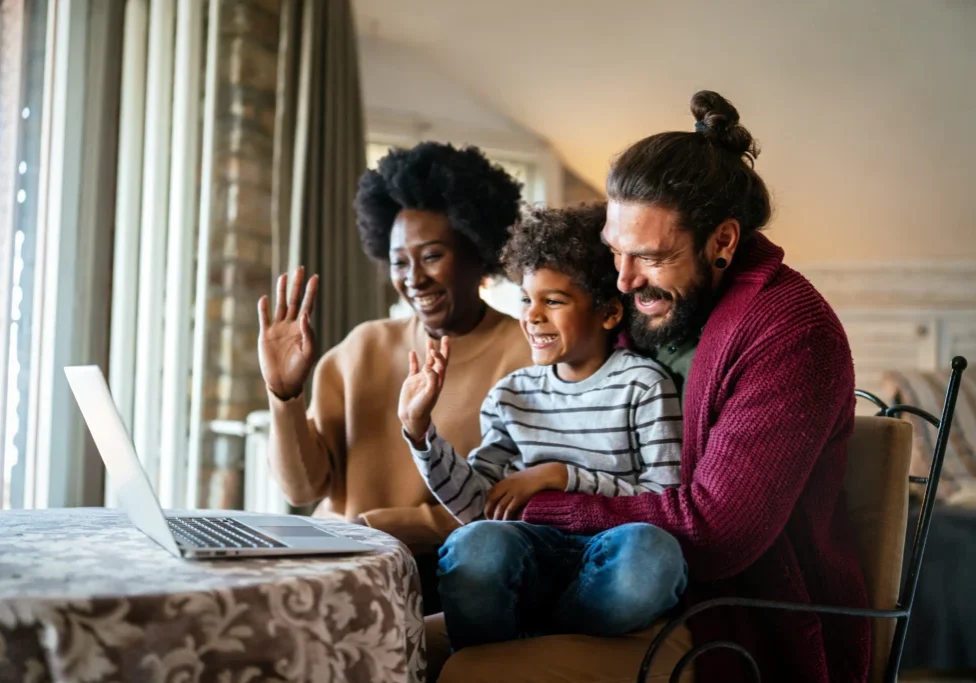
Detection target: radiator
<box><xmin>242</xmin><ymin>410</ymin><xmax>290</xmax><ymax>514</ymax></box>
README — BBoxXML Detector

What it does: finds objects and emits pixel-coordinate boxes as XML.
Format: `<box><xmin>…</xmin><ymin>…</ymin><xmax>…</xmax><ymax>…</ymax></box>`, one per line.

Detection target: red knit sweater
<box><xmin>523</xmin><ymin>234</ymin><xmax>870</xmax><ymax>683</ymax></box>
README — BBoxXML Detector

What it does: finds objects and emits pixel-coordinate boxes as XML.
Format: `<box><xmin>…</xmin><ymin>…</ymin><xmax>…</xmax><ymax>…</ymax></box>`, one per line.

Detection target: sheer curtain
<box><xmin>0</xmin><ymin>0</ymin><xmax>122</xmax><ymax>510</ymax></box>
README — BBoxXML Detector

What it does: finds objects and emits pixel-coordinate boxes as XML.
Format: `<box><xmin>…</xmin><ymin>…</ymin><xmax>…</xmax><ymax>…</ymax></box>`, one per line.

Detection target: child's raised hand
<box><xmin>398</xmin><ymin>336</ymin><xmax>451</xmax><ymax>443</ymax></box>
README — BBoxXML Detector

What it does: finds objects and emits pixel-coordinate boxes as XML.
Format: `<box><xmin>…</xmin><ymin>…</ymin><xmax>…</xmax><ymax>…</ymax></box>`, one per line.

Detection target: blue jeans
<box><xmin>437</xmin><ymin>521</ymin><xmax>688</xmax><ymax>650</ymax></box>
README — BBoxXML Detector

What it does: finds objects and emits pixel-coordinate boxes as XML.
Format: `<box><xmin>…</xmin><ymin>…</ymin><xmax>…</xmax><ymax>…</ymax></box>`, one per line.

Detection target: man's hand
<box><xmin>485</xmin><ymin>463</ymin><xmax>569</xmax><ymax>521</ymax></box>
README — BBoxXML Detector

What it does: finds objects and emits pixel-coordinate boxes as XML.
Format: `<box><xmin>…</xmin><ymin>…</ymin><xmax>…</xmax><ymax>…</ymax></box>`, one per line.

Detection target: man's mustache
<box><xmin>631</xmin><ymin>286</ymin><xmax>674</xmax><ymax>304</ymax></box>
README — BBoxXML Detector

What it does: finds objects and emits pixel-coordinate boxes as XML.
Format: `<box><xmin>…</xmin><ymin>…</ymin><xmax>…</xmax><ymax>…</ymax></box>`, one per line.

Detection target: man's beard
<box><xmin>625</xmin><ymin>255</ymin><xmax>715</xmax><ymax>352</ymax></box>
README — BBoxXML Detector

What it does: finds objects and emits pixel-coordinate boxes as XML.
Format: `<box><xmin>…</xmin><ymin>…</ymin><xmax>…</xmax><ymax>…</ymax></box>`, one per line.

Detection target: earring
<box><xmin>715</xmin><ymin>257</ymin><xmax>728</xmax><ymax>270</ymax></box>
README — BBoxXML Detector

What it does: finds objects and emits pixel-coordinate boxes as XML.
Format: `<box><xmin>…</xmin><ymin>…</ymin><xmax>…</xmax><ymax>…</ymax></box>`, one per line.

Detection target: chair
<box><xmin>429</xmin><ymin>357</ymin><xmax>968</xmax><ymax>683</ymax></box>
<box><xmin>638</xmin><ymin>356</ymin><xmax>968</xmax><ymax>683</ymax></box>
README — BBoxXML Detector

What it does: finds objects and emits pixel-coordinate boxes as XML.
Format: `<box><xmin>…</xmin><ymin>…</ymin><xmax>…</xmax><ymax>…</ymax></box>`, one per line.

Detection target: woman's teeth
<box><xmin>415</xmin><ymin>294</ymin><xmax>441</xmax><ymax>308</ymax></box>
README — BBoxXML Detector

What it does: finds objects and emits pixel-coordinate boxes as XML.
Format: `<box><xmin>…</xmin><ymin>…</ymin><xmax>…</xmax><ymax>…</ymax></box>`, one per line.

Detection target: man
<box><xmin>521</xmin><ymin>91</ymin><xmax>869</xmax><ymax>682</ymax></box>
<box><xmin>431</xmin><ymin>90</ymin><xmax>868</xmax><ymax>683</ymax></box>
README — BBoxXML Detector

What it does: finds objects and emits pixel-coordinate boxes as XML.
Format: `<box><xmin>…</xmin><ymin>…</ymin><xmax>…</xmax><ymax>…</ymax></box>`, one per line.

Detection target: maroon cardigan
<box><xmin>523</xmin><ymin>234</ymin><xmax>870</xmax><ymax>683</ymax></box>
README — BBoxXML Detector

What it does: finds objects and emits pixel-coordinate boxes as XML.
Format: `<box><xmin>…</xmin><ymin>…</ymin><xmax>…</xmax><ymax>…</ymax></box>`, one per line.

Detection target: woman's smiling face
<box><xmin>388</xmin><ymin>209</ymin><xmax>486</xmax><ymax>338</ymax></box>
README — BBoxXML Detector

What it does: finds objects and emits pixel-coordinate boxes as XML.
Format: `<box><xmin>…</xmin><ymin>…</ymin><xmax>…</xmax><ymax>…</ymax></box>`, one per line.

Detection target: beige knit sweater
<box><xmin>267</xmin><ymin>305</ymin><xmax>531</xmax><ymax>548</ymax></box>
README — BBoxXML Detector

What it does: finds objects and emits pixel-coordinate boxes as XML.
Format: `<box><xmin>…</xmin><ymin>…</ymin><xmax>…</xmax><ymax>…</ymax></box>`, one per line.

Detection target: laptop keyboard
<box><xmin>168</xmin><ymin>517</ymin><xmax>288</xmax><ymax>550</ymax></box>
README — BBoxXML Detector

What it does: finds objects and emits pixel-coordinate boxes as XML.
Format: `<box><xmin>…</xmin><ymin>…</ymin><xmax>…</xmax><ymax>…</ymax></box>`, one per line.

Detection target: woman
<box><xmin>257</xmin><ymin>142</ymin><xmax>532</xmax><ymax>555</ymax></box>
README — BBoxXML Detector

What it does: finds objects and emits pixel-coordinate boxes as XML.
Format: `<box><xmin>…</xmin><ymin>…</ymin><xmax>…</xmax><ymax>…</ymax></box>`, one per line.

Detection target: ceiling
<box><xmin>353</xmin><ymin>0</ymin><xmax>976</xmax><ymax>263</ymax></box>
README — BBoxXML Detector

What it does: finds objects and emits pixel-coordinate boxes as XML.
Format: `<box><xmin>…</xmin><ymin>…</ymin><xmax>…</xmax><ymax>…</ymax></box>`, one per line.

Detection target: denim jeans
<box><xmin>437</xmin><ymin>520</ymin><xmax>688</xmax><ymax>650</ymax></box>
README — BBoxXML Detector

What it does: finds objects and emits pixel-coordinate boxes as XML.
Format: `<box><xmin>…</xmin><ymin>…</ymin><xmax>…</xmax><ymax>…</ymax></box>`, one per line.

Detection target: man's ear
<box><xmin>708</xmin><ymin>218</ymin><xmax>741</xmax><ymax>266</ymax></box>
<box><xmin>602</xmin><ymin>298</ymin><xmax>624</xmax><ymax>330</ymax></box>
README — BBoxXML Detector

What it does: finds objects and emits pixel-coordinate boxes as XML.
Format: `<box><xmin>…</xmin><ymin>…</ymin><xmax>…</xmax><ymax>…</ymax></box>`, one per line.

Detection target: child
<box><xmin>398</xmin><ymin>203</ymin><xmax>688</xmax><ymax>649</ymax></box>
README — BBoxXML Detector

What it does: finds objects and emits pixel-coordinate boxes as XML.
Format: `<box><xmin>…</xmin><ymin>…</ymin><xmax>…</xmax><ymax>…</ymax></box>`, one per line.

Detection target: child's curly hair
<box><xmin>500</xmin><ymin>202</ymin><xmax>619</xmax><ymax>310</ymax></box>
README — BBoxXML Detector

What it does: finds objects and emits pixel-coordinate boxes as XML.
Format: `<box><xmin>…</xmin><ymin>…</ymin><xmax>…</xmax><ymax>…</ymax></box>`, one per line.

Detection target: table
<box><xmin>0</xmin><ymin>508</ymin><xmax>425</xmax><ymax>683</ymax></box>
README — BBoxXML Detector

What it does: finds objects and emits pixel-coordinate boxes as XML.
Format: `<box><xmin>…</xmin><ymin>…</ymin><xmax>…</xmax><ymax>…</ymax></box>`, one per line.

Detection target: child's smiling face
<box><xmin>519</xmin><ymin>268</ymin><xmax>623</xmax><ymax>382</ymax></box>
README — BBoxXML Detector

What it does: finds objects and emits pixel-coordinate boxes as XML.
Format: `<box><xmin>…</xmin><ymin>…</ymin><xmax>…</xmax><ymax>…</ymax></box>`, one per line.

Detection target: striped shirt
<box><xmin>407</xmin><ymin>349</ymin><xmax>683</xmax><ymax>525</ymax></box>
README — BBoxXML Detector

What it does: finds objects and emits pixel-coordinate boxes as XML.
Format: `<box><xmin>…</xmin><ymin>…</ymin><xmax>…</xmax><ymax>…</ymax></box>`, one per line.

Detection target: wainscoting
<box><xmin>797</xmin><ymin>261</ymin><xmax>976</xmax><ymax>413</ymax></box>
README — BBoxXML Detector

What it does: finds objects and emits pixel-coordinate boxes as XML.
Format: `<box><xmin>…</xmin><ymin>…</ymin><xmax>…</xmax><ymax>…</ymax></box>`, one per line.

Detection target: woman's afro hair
<box><xmin>355</xmin><ymin>142</ymin><xmax>523</xmax><ymax>276</ymax></box>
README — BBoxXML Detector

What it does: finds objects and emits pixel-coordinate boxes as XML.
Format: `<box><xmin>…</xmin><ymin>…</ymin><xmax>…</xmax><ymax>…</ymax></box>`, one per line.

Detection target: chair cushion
<box><xmin>842</xmin><ymin>415</ymin><xmax>912</xmax><ymax>683</ymax></box>
<box><xmin>426</xmin><ymin>612</ymin><xmax>693</xmax><ymax>683</ymax></box>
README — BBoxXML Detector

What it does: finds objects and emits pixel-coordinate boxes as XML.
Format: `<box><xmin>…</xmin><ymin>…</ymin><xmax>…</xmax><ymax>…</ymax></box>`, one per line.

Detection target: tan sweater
<box><xmin>267</xmin><ymin>305</ymin><xmax>532</xmax><ymax>548</ymax></box>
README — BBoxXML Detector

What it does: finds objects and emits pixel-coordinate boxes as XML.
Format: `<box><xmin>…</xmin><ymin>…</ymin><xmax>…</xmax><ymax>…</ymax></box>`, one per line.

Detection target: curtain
<box><xmin>274</xmin><ymin>0</ymin><xmax>388</xmax><ymax>369</ymax></box>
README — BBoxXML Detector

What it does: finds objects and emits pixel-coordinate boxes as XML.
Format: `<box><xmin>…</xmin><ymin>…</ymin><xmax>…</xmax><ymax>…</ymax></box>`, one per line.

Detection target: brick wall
<box><xmin>198</xmin><ymin>0</ymin><xmax>282</xmax><ymax>508</ymax></box>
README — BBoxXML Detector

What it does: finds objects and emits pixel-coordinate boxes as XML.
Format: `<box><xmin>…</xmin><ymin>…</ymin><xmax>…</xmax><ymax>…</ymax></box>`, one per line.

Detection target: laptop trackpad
<box><xmin>259</xmin><ymin>525</ymin><xmax>334</xmax><ymax>538</ymax></box>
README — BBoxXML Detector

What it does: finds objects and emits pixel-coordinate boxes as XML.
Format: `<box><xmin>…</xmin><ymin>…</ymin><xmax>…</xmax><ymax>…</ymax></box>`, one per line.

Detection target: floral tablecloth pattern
<box><xmin>0</xmin><ymin>508</ymin><xmax>424</xmax><ymax>683</ymax></box>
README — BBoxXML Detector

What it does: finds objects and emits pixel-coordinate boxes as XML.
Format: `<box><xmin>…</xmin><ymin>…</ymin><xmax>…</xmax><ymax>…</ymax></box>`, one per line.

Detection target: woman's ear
<box><xmin>602</xmin><ymin>298</ymin><xmax>624</xmax><ymax>331</ymax></box>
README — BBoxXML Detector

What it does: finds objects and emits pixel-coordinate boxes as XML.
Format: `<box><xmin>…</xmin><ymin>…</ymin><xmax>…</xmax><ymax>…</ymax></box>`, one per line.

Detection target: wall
<box><xmin>359</xmin><ymin>35</ymin><xmax>540</xmax><ymax>145</ymax></box>
<box><xmin>358</xmin><ymin>35</ymin><xmax>603</xmax><ymax>208</ymax></box>
<box><xmin>563</xmin><ymin>167</ymin><xmax>604</xmax><ymax>206</ymax></box>
<box><xmin>355</xmin><ymin>0</ymin><xmax>976</xmax><ymax>265</ymax></box>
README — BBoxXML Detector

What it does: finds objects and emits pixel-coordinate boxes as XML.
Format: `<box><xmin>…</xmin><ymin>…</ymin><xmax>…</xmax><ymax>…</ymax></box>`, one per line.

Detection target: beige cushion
<box><xmin>842</xmin><ymin>415</ymin><xmax>913</xmax><ymax>683</ymax></box>
<box><xmin>426</xmin><ymin>613</ymin><xmax>693</xmax><ymax>683</ymax></box>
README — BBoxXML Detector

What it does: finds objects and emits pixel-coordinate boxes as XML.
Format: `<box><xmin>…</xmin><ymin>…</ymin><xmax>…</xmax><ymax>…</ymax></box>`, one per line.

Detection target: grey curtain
<box><xmin>273</xmin><ymin>0</ymin><xmax>388</xmax><ymax>365</ymax></box>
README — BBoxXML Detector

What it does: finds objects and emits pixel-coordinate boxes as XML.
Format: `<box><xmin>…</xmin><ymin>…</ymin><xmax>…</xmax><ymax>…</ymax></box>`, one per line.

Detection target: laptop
<box><xmin>64</xmin><ymin>365</ymin><xmax>372</xmax><ymax>559</ymax></box>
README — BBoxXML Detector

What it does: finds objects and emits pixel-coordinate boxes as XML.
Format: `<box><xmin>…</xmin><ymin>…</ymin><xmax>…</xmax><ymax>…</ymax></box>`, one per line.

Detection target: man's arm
<box><xmin>522</xmin><ymin>324</ymin><xmax>854</xmax><ymax>582</ymax></box>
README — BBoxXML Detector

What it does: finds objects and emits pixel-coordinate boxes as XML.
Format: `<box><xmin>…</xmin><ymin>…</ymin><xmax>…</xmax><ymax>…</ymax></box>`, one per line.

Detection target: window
<box><xmin>366</xmin><ymin>141</ymin><xmax>392</xmax><ymax>170</ymax></box>
<box><xmin>491</xmin><ymin>158</ymin><xmax>534</xmax><ymax>196</ymax></box>
<box><xmin>0</xmin><ymin>0</ymin><xmax>115</xmax><ymax>510</ymax></box>
<box><xmin>365</xmin><ymin>138</ymin><xmax>540</xmax><ymax>321</ymax></box>
<box><xmin>0</xmin><ymin>0</ymin><xmax>49</xmax><ymax>509</ymax></box>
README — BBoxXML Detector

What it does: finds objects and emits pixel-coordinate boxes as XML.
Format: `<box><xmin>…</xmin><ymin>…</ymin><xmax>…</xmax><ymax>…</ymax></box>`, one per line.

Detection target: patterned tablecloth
<box><xmin>0</xmin><ymin>508</ymin><xmax>425</xmax><ymax>683</ymax></box>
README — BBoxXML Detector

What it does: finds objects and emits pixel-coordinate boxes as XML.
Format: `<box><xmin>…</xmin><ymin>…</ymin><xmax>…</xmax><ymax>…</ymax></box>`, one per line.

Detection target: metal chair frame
<box><xmin>637</xmin><ymin>357</ymin><xmax>969</xmax><ymax>683</ymax></box>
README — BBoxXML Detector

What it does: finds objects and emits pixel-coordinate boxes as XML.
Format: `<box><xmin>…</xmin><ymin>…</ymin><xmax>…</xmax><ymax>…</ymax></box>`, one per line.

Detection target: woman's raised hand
<box><xmin>258</xmin><ymin>266</ymin><xmax>319</xmax><ymax>400</ymax></box>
